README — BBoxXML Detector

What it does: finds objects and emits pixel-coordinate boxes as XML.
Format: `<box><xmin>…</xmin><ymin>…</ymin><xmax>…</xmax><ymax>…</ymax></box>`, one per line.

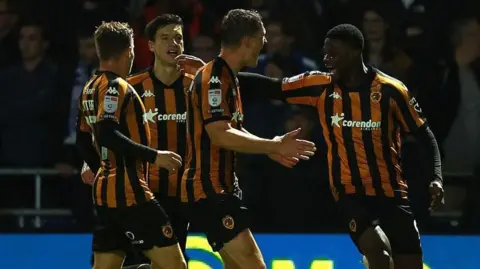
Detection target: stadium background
<box><xmin>0</xmin><ymin>0</ymin><xmax>479</xmax><ymax>268</ymax></box>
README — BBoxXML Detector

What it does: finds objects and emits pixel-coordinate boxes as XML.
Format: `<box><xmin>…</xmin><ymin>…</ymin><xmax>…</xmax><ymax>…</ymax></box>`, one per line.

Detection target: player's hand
<box><xmin>81</xmin><ymin>162</ymin><xmax>95</xmax><ymax>185</ymax></box>
<box><xmin>175</xmin><ymin>54</ymin><xmax>205</xmax><ymax>75</ymax></box>
<box><xmin>429</xmin><ymin>180</ymin><xmax>444</xmax><ymax>211</ymax></box>
<box><xmin>155</xmin><ymin>150</ymin><xmax>182</xmax><ymax>172</ymax></box>
<box><xmin>274</xmin><ymin>128</ymin><xmax>316</xmax><ymax>160</ymax></box>
<box><xmin>268</xmin><ymin>154</ymin><xmax>299</xmax><ymax>168</ymax></box>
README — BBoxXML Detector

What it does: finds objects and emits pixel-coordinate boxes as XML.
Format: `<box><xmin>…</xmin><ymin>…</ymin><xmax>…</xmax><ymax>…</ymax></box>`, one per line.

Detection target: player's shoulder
<box><xmin>374</xmin><ymin>68</ymin><xmax>409</xmax><ymax>95</ymax></box>
<box><xmin>282</xmin><ymin>70</ymin><xmax>331</xmax><ymax>86</ymax></box>
<box><xmin>98</xmin><ymin>72</ymin><xmax>129</xmax><ymax>94</ymax></box>
<box><xmin>182</xmin><ymin>72</ymin><xmax>196</xmax><ymax>88</ymax></box>
<box><xmin>203</xmin><ymin>58</ymin><xmax>232</xmax><ymax>79</ymax></box>
<box><xmin>126</xmin><ymin>68</ymin><xmax>151</xmax><ymax>86</ymax></box>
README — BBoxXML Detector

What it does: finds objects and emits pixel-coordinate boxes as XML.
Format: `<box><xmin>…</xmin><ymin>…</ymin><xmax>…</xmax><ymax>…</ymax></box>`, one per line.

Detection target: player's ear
<box><xmin>148</xmin><ymin>40</ymin><xmax>155</xmax><ymax>53</ymax></box>
<box><xmin>241</xmin><ymin>35</ymin><xmax>252</xmax><ymax>48</ymax></box>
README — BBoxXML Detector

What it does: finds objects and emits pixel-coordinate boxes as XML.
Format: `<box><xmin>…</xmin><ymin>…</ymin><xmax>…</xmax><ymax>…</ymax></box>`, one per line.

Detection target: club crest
<box><xmin>370</xmin><ymin>91</ymin><xmax>382</xmax><ymax>104</ymax></box>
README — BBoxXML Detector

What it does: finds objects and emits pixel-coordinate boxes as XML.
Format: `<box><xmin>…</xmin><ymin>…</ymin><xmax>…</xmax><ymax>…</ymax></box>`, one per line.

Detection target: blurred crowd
<box><xmin>0</xmin><ymin>0</ymin><xmax>479</xmax><ymax>234</ymax></box>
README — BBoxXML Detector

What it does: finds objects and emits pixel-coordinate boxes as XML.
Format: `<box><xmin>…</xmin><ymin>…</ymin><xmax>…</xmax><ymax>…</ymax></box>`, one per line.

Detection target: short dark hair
<box><xmin>326</xmin><ymin>24</ymin><xmax>365</xmax><ymax>50</ymax></box>
<box><xmin>145</xmin><ymin>14</ymin><xmax>183</xmax><ymax>41</ymax></box>
<box><xmin>94</xmin><ymin>21</ymin><xmax>133</xmax><ymax>61</ymax></box>
<box><xmin>221</xmin><ymin>9</ymin><xmax>263</xmax><ymax>47</ymax></box>
<box><xmin>19</xmin><ymin>19</ymin><xmax>49</xmax><ymax>40</ymax></box>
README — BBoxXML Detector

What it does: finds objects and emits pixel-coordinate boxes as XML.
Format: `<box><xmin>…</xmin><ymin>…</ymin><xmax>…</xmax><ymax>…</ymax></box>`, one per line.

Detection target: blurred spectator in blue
<box><xmin>246</xmin><ymin>20</ymin><xmax>318</xmax><ymax>76</ymax></box>
<box><xmin>0</xmin><ymin>0</ymin><xmax>19</xmax><ymax>69</ymax></box>
<box><xmin>63</xmin><ymin>28</ymin><xmax>98</xmax><ymax>146</ymax></box>
<box><xmin>0</xmin><ymin>20</ymin><xmax>73</xmax><ymax>216</ymax></box>
<box><xmin>0</xmin><ymin>20</ymin><xmax>64</xmax><ymax>168</ymax></box>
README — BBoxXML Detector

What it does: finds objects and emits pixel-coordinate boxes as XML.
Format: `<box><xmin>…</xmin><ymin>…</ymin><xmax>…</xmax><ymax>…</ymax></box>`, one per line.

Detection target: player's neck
<box><xmin>342</xmin><ymin>62</ymin><xmax>369</xmax><ymax>88</ymax></box>
<box><xmin>219</xmin><ymin>49</ymin><xmax>243</xmax><ymax>74</ymax></box>
<box><xmin>153</xmin><ymin>61</ymin><xmax>180</xmax><ymax>85</ymax></box>
<box><xmin>99</xmin><ymin>62</ymin><xmax>127</xmax><ymax>78</ymax></box>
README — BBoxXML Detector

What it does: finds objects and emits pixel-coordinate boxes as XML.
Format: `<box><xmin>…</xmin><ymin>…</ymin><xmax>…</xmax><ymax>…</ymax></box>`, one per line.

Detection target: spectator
<box><xmin>362</xmin><ymin>7</ymin><xmax>411</xmax><ymax>81</ymax></box>
<box><xmin>246</xmin><ymin>20</ymin><xmax>318</xmax><ymax>76</ymax></box>
<box><xmin>0</xmin><ymin>0</ymin><xmax>19</xmax><ymax>69</ymax></box>
<box><xmin>63</xmin><ymin>28</ymin><xmax>98</xmax><ymax>146</ymax></box>
<box><xmin>432</xmin><ymin>16</ymin><xmax>480</xmax><ymax>180</ymax></box>
<box><xmin>429</xmin><ymin>16</ymin><xmax>480</xmax><ymax>231</ymax></box>
<box><xmin>0</xmin><ymin>20</ymin><xmax>63</xmax><ymax>167</ymax></box>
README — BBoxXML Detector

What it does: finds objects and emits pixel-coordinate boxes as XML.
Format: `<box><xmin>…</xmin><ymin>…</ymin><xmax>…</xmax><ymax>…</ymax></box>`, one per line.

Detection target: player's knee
<box><xmin>358</xmin><ymin>226</ymin><xmax>392</xmax><ymax>254</ymax></box>
<box><xmin>167</xmin><ymin>260</ymin><xmax>186</xmax><ymax>269</ymax></box>
<box><xmin>255</xmin><ymin>260</ymin><xmax>267</xmax><ymax>269</ymax></box>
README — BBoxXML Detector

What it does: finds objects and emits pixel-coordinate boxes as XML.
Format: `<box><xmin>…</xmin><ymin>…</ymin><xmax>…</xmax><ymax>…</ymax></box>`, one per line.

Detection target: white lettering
<box><xmin>331</xmin><ymin>113</ymin><xmax>381</xmax><ymax>131</ymax></box>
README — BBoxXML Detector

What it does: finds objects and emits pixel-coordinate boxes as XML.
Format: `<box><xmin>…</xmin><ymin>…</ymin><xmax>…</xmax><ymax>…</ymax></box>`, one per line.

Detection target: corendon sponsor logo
<box><xmin>331</xmin><ymin>113</ymin><xmax>381</xmax><ymax>131</ymax></box>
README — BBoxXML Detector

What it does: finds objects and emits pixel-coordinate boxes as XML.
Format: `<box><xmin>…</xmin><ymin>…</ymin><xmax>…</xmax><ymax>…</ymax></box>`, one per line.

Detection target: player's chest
<box><xmin>139</xmin><ymin>86</ymin><xmax>187</xmax><ymax>125</ymax></box>
<box><xmin>322</xmin><ymin>86</ymin><xmax>387</xmax><ymax>134</ymax></box>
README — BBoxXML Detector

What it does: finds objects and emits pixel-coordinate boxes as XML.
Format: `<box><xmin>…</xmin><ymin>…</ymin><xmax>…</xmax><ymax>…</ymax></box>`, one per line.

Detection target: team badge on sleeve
<box><xmin>208</xmin><ymin>89</ymin><xmax>222</xmax><ymax>107</ymax></box>
<box><xmin>104</xmin><ymin>95</ymin><xmax>118</xmax><ymax>113</ymax></box>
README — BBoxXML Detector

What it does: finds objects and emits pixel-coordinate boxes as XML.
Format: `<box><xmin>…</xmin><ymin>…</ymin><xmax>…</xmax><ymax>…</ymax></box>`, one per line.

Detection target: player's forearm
<box><xmin>210</xmin><ymin>126</ymin><xmax>279</xmax><ymax>154</ymax></box>
<box><xmin>237</xmin><ymin>72</ymin><xmax>285</xmax><ymax>100</ymax></box>
<box><xmin>76</xmin><ymin>130</ymin><xmax>101</xmax><ymax>173</ymax></box>
<box><xmin>97</xmin><ymin>121</ymin><xmax>157</xmax><ymax>163</ymax></box>
<box><xmin>415</xmin><ymin>125</ymin><xmax>443</xmax><ymax>184</ymax></box>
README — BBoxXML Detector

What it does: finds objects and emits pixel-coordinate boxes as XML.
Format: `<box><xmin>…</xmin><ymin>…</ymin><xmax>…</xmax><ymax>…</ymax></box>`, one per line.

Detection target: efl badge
<box><xmin>222</xmin><ymin>215</ymin><xmax>235</xmax><ymax>230</ymax></box>
<box><xmin>104</xmin><ymin>95</ymin><xmax>118</xmax><ymax>113</ymax></box>
<box><xmin>162</xmin><ymin>224</ymin><xmax>173</xmax><ymax>238</ymax></box>
<box><xmin>349</xmin><ymin>219</ymin><xmax>357</xmax><ymax>232</ymax></box>
<box><xmin>370</xmin><ymin>91</ymin><xmax>382</xmax><ymax>104</ymax></box>
<box><xmin>208</xmin><ymin>89</ymin><xmax>222</xmax><ymax>107</ymax></box>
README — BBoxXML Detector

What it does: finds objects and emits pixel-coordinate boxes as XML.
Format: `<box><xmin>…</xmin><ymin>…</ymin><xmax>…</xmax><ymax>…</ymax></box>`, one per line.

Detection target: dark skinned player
<box><xmin>178</xmin><ymin>24</ymin><xmax>444</xmax><ymax>269</ymax></box>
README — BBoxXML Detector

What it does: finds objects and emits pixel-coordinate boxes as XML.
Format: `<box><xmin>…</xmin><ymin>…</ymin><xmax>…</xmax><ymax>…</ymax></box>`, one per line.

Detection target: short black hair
<box><xmin>19</xmin><ymin>19</ymin><xmax>49</xmax><ymax>40</ymax></box>
<box><xmin>221</xmin><ymin>9</ymin><xmax>263</xmax><ymax>47</ymax></box>
<box><xmin>145</xmin><ymin>14</ymin><xmax>183</xmax><ymax>41</ymax></box>
<box><xmin>94</xmin><ymin>21</ymin><xmax>133</xmax><ymax>61</ymax></box>
<box><xmin>325</xmin><ymin>24</ymin><xmax>364</xmax><ymax>50</ymax></box>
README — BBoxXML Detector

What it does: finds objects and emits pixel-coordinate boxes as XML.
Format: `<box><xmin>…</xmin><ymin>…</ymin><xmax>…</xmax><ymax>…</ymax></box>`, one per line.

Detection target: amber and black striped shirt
<box><xmin>78</xmin><ymin>70</ymin><xmax>154</xmax><ymax>207</ymax></box>
<box><xmin>181</xmin><ymin>57</ymin><xmax>244</xmax><ymax>202</ymax></box>
<box><xmin>127</xmin><ymin>69</ymin><xmax>194</xmax><ymax>198</ymax></box>
<box><xmin>281</xmin><ymin>68</ymin><xmax>425</xmax><ymax>200</ymax></box>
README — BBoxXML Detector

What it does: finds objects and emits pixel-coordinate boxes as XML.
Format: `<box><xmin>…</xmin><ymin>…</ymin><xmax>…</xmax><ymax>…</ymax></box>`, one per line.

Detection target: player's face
<box><xmin>244</xmin><ymin>25</ymin><xmax>267</xmax><ymax>67</ymax></box>
<box><xmin>323</xmin><ymin>38</ymin><xmax>355</xmax><ymax>81</ymax></box>
<box><xmin>149</xmin><ymin>24</ymin><xmax>184</xmax><ymax>66</ymax></box>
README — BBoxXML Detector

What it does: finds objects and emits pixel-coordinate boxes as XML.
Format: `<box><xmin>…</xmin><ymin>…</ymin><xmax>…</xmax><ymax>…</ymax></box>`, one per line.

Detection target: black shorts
<box><xmin>92</xmin><ymin>199</ymin><xmax>178</xmax><ymax>253</ymax></box>
<box><xmin>188</xmin><ymin>194</ymin><xmax>250</xmax><ymax>252</ymax></box>
<box><xmin>156</xmin><ymin>195</ymin><xmax>189</xmax><ymax>252</ymax></box>
<box><xmin>337</xmin><ymin>195</ymin><xmax>422</xmax><ymax>255</ymax></box>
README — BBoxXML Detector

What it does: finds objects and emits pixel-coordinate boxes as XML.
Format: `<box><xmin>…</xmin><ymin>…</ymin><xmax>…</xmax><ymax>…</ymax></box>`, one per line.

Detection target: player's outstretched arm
<box><xmin>241</xmin><ymin>127</ymin><xmax>300</xmax><ymax>168</ymax></box>
<box><xmin>237</xmin><ymin>72</ymin><xmax>285</xmax><ymax>100</ymax></box>
<box><xmin>205</xmin><ymin>121</ymin><xmax>316</xmax><ymax>160</ymax></box>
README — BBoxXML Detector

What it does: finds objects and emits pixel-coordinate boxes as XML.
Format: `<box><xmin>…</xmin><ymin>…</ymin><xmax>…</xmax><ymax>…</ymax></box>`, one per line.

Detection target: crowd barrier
<box><xmin>0</xmin><ymin>234</ymin><xmax>478</xmax><ymax>269</ymax></box>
